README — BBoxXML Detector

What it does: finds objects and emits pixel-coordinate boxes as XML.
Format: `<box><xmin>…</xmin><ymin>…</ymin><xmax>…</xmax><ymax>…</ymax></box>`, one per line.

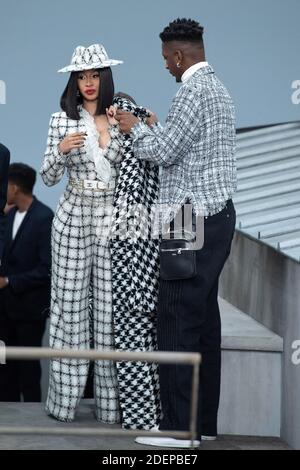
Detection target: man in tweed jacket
<box><xmin>117</xmin><ymin>18</ymin><xmax>237</xmax><ymax>448</ymax></box>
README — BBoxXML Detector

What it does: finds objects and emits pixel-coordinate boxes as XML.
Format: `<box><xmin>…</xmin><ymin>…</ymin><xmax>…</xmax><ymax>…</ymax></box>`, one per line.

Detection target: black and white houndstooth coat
<box><xmin>110</xmin><ymin>96</ymin><xmax>161</xmax><ymax>429</ymax></box>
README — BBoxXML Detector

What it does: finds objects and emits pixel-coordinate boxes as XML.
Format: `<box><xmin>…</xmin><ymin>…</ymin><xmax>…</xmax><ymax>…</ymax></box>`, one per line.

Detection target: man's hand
<box><xmin>4</xmin><ymin>204</ymin><xmax>15</xmax><ymax>215</ymax></box>
<box><xmin>115</xmin><ymin>110</ymin><xmax>139</xmax><ymax>134</ymax></box>
<box><xmin>0</xmin><ymin>277</ymin><xmax>8</xmax><ymax>289</ymax></box>
<box><xmin>146</xmin><ymin>111</ymin><xmax>158</xmax><ymax>127</ymax></box>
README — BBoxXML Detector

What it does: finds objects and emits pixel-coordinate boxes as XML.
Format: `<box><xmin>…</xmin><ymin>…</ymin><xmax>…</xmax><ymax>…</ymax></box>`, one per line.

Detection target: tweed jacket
<box><xmin>40</xmin><ymin>106</ymin><xmax>124</xmax><ymax>188</ymax></box>
<box><xmin>131</xmin><ymin>65</ymin><xmax>237</xmax><ymax>222</ymax></box>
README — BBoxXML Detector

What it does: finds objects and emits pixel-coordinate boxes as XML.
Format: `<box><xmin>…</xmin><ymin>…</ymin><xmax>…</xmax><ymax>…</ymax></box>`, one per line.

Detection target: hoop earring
<box><xmin>176</xmin><ymin>63</ymin><xmax>181</xmax><ymax>68</ymax></box>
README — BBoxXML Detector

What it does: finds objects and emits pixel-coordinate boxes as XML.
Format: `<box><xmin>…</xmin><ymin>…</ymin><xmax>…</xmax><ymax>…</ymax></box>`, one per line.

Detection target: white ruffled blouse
<box><xmin>81</xmin><ymin>106</ymin><xmax>112</xmax><ymax>184</ymax></box>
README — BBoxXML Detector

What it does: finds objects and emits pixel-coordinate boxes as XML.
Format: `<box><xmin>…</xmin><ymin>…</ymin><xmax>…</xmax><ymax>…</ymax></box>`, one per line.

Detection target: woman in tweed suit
<box><xmin>40</xmin><ymin>44</ymin><xmax>124</xmax><ymax>422</ymax></box>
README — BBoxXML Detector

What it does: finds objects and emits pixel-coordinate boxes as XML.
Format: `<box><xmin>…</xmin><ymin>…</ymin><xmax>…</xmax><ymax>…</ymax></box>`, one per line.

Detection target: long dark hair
<box><xmin>60</xmin><ymin>67</ymin><xmax>115</xmax><ymax>120</ymax></box>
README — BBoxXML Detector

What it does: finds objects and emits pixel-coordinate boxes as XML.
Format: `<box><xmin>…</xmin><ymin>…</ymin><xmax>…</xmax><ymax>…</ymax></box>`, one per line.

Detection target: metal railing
<box><xmin>0</xmin><ymin>347</ymin><xmax>201</xmax><ymax>448</ymax></box>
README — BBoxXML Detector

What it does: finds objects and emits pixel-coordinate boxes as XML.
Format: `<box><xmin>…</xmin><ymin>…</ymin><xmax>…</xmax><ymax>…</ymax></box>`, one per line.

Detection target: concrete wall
<box><xmin>220</xmin><ymin>232</ymin><xmax>300</xmax><ymax>449</ymax></box>
<box><xmin>219</xmin><ymin>350</ymin><xmax>282</xmax><ymax>437</ymax></box>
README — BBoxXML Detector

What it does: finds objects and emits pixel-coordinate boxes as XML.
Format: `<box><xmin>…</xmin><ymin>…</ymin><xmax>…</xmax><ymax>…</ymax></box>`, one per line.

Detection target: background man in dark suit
<box><xmin>0</xmin><ymin>144</ymin><xmax>10</xmax><ymax>265</ymax></box>
<box><xmin>0</xmin><ymin>163</ymin><xmax>53</xmax><ymax>401</ymax></box>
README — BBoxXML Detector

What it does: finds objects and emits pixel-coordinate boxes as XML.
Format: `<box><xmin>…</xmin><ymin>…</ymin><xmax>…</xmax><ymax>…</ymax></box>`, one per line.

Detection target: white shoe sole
<box><xmin>135</xmin><ymin>437</ymin><xmax>201</xmax><ymax>448</ymax></box>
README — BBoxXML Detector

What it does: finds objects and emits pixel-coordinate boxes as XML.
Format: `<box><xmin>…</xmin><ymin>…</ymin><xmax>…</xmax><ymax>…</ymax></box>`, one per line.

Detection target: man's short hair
<box><xmin>8</xmin><ymin>163</ymin><xmax>36</xmax><ymax>194</ymax></box>
<box><xmin>160</xmin><ymin>18</ymin><xmax>204</xmax><ymax>45</ymax></box>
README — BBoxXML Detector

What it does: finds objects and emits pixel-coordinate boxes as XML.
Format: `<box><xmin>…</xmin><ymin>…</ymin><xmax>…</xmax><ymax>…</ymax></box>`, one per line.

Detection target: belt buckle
<box><xmin>96</xmin><ymin>181</ymin><xmax>106</xmax><ymax>191</ymax></box>
<box><xmin>81</xmin><ymin>180</ymin><xmax>113</xmax><ymax>191</ymax></box>
<box><xmin>83</xmin><ymin>180</ymin><xmax>97</xmax><ymax>190</ymax></box>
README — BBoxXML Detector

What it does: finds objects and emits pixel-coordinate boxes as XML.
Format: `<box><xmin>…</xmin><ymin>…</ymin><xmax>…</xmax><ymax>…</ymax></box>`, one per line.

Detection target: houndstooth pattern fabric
<box><xmin>110</xmin><ymin>97</ymin><xmax>161</xmax><ymax>429</ymax></box>
<box><xmin>41</xmin><ymin>107</ymin><xmax>123</xmax><ymax>422</ymax></box>
<box><xmin>131</xmin><ymin>65</ymin><xmax>237</xmax><ymax>226</ymax></box>
<box><xmin>114</xmin><ymin>312</ymin><xmax>161</xmax><ymax>429</ymax></box>
<box><xmin>111</xmin><ymin>97</ymin><xmax>160</xmax><ymax>314</ymax></box>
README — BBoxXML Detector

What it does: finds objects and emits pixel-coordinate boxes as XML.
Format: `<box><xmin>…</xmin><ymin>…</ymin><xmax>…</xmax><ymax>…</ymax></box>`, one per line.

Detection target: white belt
<box><xmin>69</xmin><ymin>179</ymin><xmax>115</xmax><ymax>191</ymax></box>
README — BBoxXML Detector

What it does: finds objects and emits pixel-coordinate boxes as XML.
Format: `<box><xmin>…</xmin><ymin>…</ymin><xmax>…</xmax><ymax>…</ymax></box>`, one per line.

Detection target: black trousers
<box><xmin>0</xmin><ymin>313</ymin><xmax>46</xmax><ymax>402</ymax></box>
<box><xmin>158</xmin><ymin>199</ymin><xmax>236</xmax><ymax>439</ymax></box>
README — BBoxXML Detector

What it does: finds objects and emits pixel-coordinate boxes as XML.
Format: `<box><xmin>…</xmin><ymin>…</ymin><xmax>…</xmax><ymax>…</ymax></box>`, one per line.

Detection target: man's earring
<box><xmin>176</xmin><ymin>62</ymin><xmax>181</xmax><ymax>68</ymax></box>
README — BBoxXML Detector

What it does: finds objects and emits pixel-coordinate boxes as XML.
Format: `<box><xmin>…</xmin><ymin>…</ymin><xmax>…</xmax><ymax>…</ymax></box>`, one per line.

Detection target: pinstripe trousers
<box><xmin>157</xmin><ymin>200</ymin><xmax>236</xmax><ymax>439</ymax></box>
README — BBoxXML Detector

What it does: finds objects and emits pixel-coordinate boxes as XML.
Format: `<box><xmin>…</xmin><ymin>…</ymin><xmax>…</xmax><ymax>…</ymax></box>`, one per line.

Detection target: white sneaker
<box><xmin>201</xmin><ymin>435</ymin><xmax>217</xmax><ymax>441</ymax></box>
<box><xmin>135</xmin><ymin>436</ymin><xmax>201</xmax><ymax>448</ymax></box>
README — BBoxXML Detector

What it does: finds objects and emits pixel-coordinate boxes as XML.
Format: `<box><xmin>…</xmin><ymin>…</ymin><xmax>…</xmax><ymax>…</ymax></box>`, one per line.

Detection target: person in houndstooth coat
<box><xmin>40</xmin><ymin>44</ymin><xmax>125</xmax><ymax>422</ymax></box>
<box><xmin>110</xmin><ymin>94</ymin><xmax>161</xmax><ymax>430</ymax></box>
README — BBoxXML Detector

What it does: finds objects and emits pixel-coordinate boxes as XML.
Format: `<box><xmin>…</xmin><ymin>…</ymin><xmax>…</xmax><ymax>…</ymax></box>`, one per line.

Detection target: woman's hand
<box><xmin>106</xmin><ymin>106</ymin><xmax>118</xmax><ymax>126</ymax></box>
<box><xmin>58</xmin><ymin>132</ymin><xmax>86</xmax><ymax>154</ymax></box>
<box><xmin>146</xmin><ymin>111</ymin><xmax>158</xmax><ymax>127</ymax></box>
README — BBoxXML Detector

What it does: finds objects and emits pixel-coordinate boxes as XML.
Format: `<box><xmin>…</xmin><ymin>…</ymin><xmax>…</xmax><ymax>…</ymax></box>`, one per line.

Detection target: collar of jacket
<box><xmin>184</xmin><ymin>64</ymin><xmax>215</xmax><ymax>82</ymax></box>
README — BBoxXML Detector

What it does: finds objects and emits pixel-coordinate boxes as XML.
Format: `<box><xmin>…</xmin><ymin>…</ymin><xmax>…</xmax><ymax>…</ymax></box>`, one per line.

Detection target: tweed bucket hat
<box><xmin>58</xmin><ymin>44</ymin><xmax>123</xmax><ymax>73</ymax></box>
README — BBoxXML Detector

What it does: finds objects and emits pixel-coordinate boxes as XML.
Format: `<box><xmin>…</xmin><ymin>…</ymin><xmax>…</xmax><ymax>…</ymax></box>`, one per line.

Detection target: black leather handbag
<box><xmin>159</xmin><ymin>231</ymin><xmax>197</xmax><ymax>281</ymax></box>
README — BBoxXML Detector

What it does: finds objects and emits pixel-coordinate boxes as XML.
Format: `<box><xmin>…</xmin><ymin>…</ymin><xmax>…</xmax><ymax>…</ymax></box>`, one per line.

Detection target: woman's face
<box><xmin>77</xmin><ymin>69</ymin><xmax>100</xmax><ymax>101</ymax></box>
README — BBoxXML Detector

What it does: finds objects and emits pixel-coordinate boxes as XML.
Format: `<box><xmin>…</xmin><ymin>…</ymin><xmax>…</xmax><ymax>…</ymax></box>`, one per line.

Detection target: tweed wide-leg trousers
<box><xmin>45</xmin><ymin>186</ymin><xmax>120</xmax><ymax>423</ymax></box>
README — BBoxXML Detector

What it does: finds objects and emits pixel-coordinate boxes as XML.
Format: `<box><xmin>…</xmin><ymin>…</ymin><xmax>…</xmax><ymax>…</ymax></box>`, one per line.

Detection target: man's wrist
<box><xmin>131</xmin><ymin>121</ymin><xmax>149</xmax><ymax>141</ymax></box>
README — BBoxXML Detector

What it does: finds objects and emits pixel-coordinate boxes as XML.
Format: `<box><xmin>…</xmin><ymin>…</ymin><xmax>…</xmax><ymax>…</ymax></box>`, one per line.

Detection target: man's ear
<box><xmin>11</xmin><ymin>184</ymin><xmax>19</xmax><ymax>195</ymax></box>
<box><xmin>175</xmin><ymin>50</ymin><xmax>183</xmax><ymax>64</ymax></box>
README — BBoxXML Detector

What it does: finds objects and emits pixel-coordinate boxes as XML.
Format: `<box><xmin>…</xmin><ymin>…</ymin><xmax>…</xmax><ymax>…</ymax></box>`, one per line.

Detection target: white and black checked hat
<box><xmin>58</xmin><ymin>44</ymin><xmax>123</xmax><ymax>73</ymax></box>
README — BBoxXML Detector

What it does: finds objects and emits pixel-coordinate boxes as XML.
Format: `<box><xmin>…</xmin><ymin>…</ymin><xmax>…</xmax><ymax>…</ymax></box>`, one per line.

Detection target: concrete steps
<box><xmin>0</xmin><ymin>402</ymin><xmax>290</xmax><ymax>450</ymax></box>
<box><xmin>38</xmin><ymin>297</ymin><xmax>285</xmax><ymax>443</ymax></box>
<box><xmin>219</xmin><ymin>298</ymin><xmax>283</xmax><ymax>437</ymax></box>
